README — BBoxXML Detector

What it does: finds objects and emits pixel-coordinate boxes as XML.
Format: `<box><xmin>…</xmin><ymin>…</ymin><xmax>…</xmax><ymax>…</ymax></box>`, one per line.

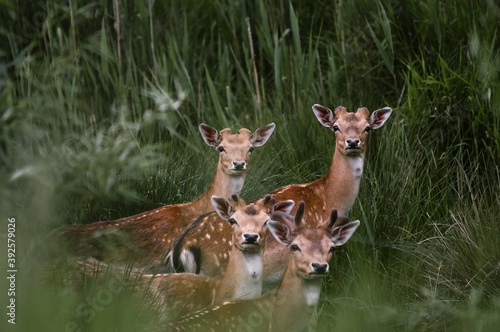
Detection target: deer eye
<box><xmin>364</xmin><ymin>126</ymin><xmax>371</xmax><ymax>133</ymax></box>
<box><xmin>217</xmin><ymin>146</ymin><xmax>225</xmax><ymax>153</ymax></box>
<box><xmin>290</xmin><ymin>244</ymin><xmax>301</xmax><ymax>252</ymax></box>
<box><xmin>329</xmin><ymin>246</ymin><xmax>336</xmax><ymax>253</ymax></box>
<box><xmin>248</xmin><ymin>146</ymin><xmax>254</xmax><ymax>153</ymax></box>
<box><xmin>227</xmin><ymin>218</ymin><xmax>237</xmax><ymax>226</ymax></box>
<box><xmin>332</xmin><ymin>125</ymin><xmax>340</xmax><ymax>132</ymax></box>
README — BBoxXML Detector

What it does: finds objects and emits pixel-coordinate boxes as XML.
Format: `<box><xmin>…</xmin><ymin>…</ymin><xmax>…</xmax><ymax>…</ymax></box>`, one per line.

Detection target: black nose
<box><xmin>346</xmin><ymin>139</ymin><xmax>360</xmax><ymax>148</ymax></box>
<box><xmin>233</xmin><ymin>161</ymin><xmax>246</xmax><ymax>170</ymax></box>
<box><xmin>312</xmin><ymin>263</ymin><xmax>328</xmax><ymax>274</ymax></box>
<box><xmin>243</xmin><ymin>234</ymin><xmax>259</xmax><ymax>243</ymax></box>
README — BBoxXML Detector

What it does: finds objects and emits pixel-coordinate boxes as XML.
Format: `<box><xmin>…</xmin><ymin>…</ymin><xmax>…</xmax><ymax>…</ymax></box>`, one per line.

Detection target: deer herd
<box><xmin>56</xmin><ymin>104</ymin><xmax>392</xmax><ymax>331</ymax></box>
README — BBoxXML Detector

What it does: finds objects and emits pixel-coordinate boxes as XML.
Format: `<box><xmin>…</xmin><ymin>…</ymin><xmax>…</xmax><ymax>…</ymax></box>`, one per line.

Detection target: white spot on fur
<box><xmin>214</xmin><ymin>255</ymin><xmax>220</xmax><ymax>267</ymax></box>
<box><xmin>206</xmin><ymin>233</ymin><xmax>211</xmax><ymax>239</ymax></box>
<box><xmin>181</xmin><ymin>249</ymin><xmax>197</xmax><ymax>273</ymax></box>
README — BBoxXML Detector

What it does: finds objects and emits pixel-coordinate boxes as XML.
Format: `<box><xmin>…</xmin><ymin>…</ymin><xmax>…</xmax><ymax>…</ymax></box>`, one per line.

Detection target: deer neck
<box><xmin>270</xmin><ymin>263</ymin><xmax>323</xmax><ymax>331</ymax></box>
<box><xmin>318</xmin><ymin>146</ymin><xmax>364</xmax><ymax>216</ymax></box>
<box><xmin>192</xmin><ymin>163</ymin><xmax>246</xmax><ymax>212</ymax></box>
<box><xmin>216</xmin><ymin>245</ymin><xmax>263</xmax><ymax>302</ymax></box>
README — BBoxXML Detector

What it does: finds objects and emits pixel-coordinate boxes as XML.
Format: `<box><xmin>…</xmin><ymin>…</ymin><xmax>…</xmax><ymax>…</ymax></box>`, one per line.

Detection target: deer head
<box><xmin>199</xmin><ymin>123</ymin><xmax>275</xmax><ymax>175</ymax></box>
<box><xmin>312</xmin><ymin>104</ymin><xmax>392</xmax><ymax>157</ymax></box>
<box><xmin>211</xmin><ymin>194</ymin><xmax>294</xmax><ymax>253</ymax></box>
<box><xmin>267</xmin><ymin>202</ymin><xmax>360</xmax><ymax>279</ymax></box>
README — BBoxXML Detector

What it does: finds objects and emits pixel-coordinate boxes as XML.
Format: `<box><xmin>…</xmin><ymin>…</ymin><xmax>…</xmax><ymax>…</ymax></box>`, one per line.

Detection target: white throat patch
<box><xmin>230</xmin><ymin>176</ymin><xmax>245</xmax><ymax>195</ymax></box>
<box><xmin>348</xmin><ymin>156</ymin><xmax>364</xmax><ymax>177</ymax></box>
<box><xmin>235</xmin><ymin>252</ymin><xmax>263</xmax><ymax>299</ymax></box>
<box><xmin>303</xmin><ymin>280</ymin><xmax>322</xmax><ymax>308</ymax></box>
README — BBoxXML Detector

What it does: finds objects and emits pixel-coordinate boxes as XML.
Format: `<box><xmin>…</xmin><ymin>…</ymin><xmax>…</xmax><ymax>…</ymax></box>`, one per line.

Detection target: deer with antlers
<box><xmin>169</xmin><ymin>104</ymin><xmax>391</xmax><ymax>285</ymax></box>
<box><xmin>154</xmin><ymin>202</ymin><xmax>360</xmax><ymax>332</ymax></box>
<box><xmin>57</xmin><ymin>123</ymin><xmax>275</xmax><ymax>272</ymax></box>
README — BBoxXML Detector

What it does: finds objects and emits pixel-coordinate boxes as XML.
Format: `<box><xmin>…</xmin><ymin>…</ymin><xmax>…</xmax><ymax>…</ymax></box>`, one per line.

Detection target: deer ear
<box><xmin>250</xmin><ymin>123</ymin><xmax>276</xmax><ymax>147</ymax></box>
<box><xmin>267</xmin><ymin>219</ymin><xmax>293</xmax><ymax>246</ymax></box>
<box><xmin>331</xmin><ymin>220</ymin><xmax>360</xmax><ymax>246</ymax></box>
<box><xmin>330</xmin><ymin>215</ymin><xmax>350</xmax><ymax>230</ymax></box>
<box><xmin>199</xmin><ymin>123</ymin><xmax>220</xmax><ymax>148</ymax></box>
<box><xmin>369</xmin><ymin>107</ymin><xmax>392</xmax><ymax>129</ymax></box>
<box><xmin>271</xmin><ymin>200</ymin><xmax>295</xmax><ymax>215</ymax></box>
<box><xmin>312</xmin><ymin>104</ymin><xmax>336</xmax><ymax>128</ymax></box>
<box><xmin>211</xmin><ymin>196</ymin><xmax>233</xmax><ymax>220</ymax></box>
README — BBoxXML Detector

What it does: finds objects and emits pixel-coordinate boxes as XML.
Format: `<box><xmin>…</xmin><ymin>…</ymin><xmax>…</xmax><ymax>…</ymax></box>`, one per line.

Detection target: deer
<box><xmin>155</xmin><ymin>202</ymin><xmax>360</xmax><ymax>332</ymax></box>
<box><xmin>73</xmin><ymin>195</ymin><xmax>294</xmax><ymax>321</ymax></box>
<box><xmin>56</xmin><ymin>122</ymin><xmax>276</xmax><ymax>273</ymax></box>
<box><xmin>169</xmin><ymin>104</ymin><xmax>391</xmax><ymax>286</ymax></box>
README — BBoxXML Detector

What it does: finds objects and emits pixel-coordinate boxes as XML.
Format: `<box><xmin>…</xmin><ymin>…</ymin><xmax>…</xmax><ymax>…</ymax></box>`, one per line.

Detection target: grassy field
<box><xmin>1</xmin><ymin>0</ymin><xmax>499</xmax><ymax>331</ymax></box>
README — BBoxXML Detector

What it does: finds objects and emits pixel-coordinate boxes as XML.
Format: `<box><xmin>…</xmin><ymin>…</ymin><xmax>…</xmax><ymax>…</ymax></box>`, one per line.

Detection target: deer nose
<box><xmin>346</xmin><ymin>139</ymin><xmax>360</xmax><ymax>148</ymax></box>
<box><xmin>243</xmin><ymin>234</ymin><xmax>259</xmax><ymax>243</ymax></box>
<box><xmin>311</xmin><ymin>263</ymin><xmax>328</xmax><ymax>274</ymax></box>
<box><xmin>233</xmin><ymin>161</ymin><xmax>246</xmax><ymax>170</ymax></box>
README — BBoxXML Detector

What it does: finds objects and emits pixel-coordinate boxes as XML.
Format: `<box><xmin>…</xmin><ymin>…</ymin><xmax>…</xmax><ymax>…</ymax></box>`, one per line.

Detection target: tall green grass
<box><xmin>1</xmin><ymin>0</ymin><xmax>499</xmax><ymax>331</ymax></box>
